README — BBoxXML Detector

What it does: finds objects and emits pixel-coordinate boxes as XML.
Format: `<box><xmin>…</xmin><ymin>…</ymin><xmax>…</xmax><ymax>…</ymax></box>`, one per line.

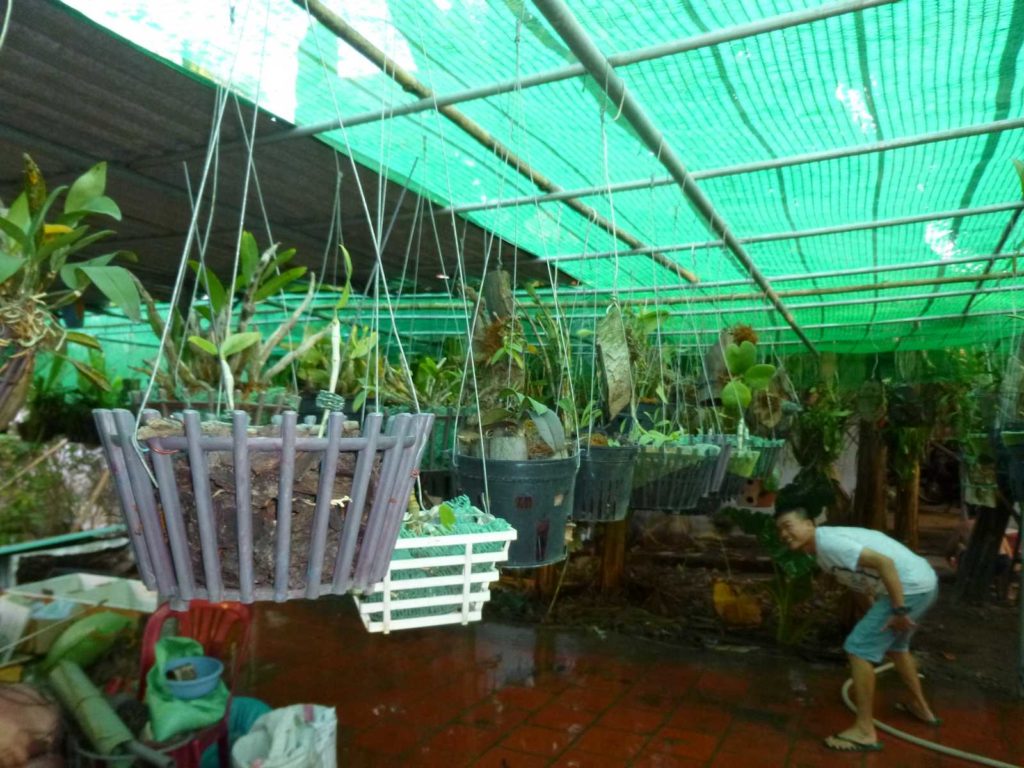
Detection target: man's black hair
<box><xmin>773</xmin><ymin>473</ymin><xmax>836</xmax><ymax>521</ymax></box>
<box><xmin>773</xmin><ymin>504</ymin><xmax>813</xmax><ymax>521</ymax></box>
<box><xmin>774</xmin><ymin>483</ymin><xmax>806</xmax><ymax>520</ymax></box>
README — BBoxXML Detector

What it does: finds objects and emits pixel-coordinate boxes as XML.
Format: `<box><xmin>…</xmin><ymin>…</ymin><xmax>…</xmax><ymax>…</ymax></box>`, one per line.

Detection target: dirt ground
<box><xmin>487</xmin><ymin>504</ymin><xmax>1023</xmax><ymax>697</ymax></box>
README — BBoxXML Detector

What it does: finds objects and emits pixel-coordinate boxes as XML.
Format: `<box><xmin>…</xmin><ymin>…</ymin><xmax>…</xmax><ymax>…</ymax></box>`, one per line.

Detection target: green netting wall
<box><xmin>57</xmin><ymin>0</ymin><xmax>1024</xmax><ymax>353</ymax></box>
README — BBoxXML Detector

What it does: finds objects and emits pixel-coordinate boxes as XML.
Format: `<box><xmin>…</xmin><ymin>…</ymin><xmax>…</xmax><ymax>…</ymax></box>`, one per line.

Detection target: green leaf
<box><xmin>59</xmin><ymin>262</ymin><xmax>87</xmax><ymax>291</ymax></box>
<box><xmin>56</xmin><ymin>353</ymin><xmax>112</xmax><ymax>392</ymax></box>
<box><xmin>351</xmin><ymin>389</ymin><xmax>368</xmax><ymax>412</ymax></box>
<box><xmin>725</xmin><ymin>341</ymin><xmax>757</xmax><ymax>376</ymax></box>
<box><xmin>239</xmin><ymin>231</ymin><xmax>260</xmax><ymax>285</ymax></box>
<box><xmin>0</xmin><ymin>215</ymin><xmax>30</xmax><ymax>250</ymax></box>
<box><xmin>5</xmin><ymin>193</ymin><xmax>30</xmax><ymax>233</ymax></box>
<box><xmin>1014</xmin><ymin>159</ymin><xmax>1024</xmax><ymax>198</ymax></box>
<box><xmin>528</xmin><ymin>408</ymin><xmax>565</xmax><ymax>452</ymax></box>
<box><xmin>70</xmin><ymin>265</ymin><xmax>141</xmax><ymax>321</ymax></box>
<box><xmin>438</xmin><ymin>503</ymin><xmax>456</xmax><ymax>529</ymax></box>
<box><xmin>480</xmin><ymin>407</ymin><xmax>515</xmax><ymax>427</ymax></box>
<box><xmin>721</xmin><ymin>379</ymin><xmax>752</xmax><ymax>410</ymax></box>
<box><xmin>526</xmin><ymin>396</ymin><xmax>548</xmax><ymax>414</ymax></box>
<box><xmin>743</xmin><ymin>363</ymin><xmax>776</xmax><ymax>390</ymax></box>
<box><xmin>33</xmin><ymin>225</ymin><xmax>90</xmax><ymax>263</ymax></box>
<box><xmin>188</xmin><ymin>336</ymin><xmax>218</xmax><ymax>356</ymax></box>
<box><xmin>219</xmin><ymin>331</ymin><xmax>261</xmax><ymax>358</ymax></box>
<box><xmin>0</xmin><ymin>251</ymin><xmax>25</xmax><ymax>283</ymax></box>
<box><xmin>64</xmin><ymin>331</ymin><xmax>101</xmax><ymax>350</ymax></box>
<box><xmin>64</xmin><ymin>196</ymin><xmax>121</xmax><ymax>222</ymax></box>
<box><xmin>52</xmin><ymin>230</ymin><xmax>116</xmax><ymax>261</ymax></box>
<box><xmin>335</xmin><ymin>244</ymin><xmax>353</xmax><ymax>310</ymax></box>
<box><xmin>254</xmin><ymin>267</ymin><xmax>307</xmax><ymax>302</ymax></box>
<box><xmin>189</xmin><ymin>261</ymin><xmax>228</xmax><ymax>316</ymax></box>
<box><xmin>26</xmin><ymin>186</ymin><xmax>67</xmax><ymax>243</ymax></box>
<box><xmin>64</xmin><ymin>162</ymin><xmax>108</xmax><ymax>215</ymax></box>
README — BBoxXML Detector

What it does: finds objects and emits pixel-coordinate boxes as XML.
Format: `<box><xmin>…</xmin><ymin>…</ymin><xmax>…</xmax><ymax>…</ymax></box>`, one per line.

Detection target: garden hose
<box><xmin>841</xmin><ymin>663</ymin><xmax>1020</xmax><ymax>768</ymax></box>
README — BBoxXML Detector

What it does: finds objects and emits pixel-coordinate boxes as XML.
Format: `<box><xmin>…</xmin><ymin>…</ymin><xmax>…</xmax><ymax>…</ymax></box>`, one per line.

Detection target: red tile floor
<box><xmin>241</xmin><ymin>598</ymin><xmax>1024</xmax><ymax>767</ymax></box>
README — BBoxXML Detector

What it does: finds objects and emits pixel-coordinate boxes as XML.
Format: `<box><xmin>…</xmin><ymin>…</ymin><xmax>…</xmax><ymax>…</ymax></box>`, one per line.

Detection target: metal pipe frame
<box><xmin>540</xmin><ymin>282</ymin><xmax>1024</xmax><ymax>321</ymax></box>
<box><xmin>541</xmin><ymin>201</ymin><xmax>1024</xmax><ymax>264</ymax></box>
<box><xmin>531</xmin><ymin>0</ymin><xmax>816</xmax><ymax>353</ymax></box>
<box><xmin>529</xmin><ymin>250</ymin><xmax>1021</xmax><ymax>297</ymax></box>
<box><xmin>394</xmin><ymin>304</ymin><xmax>1017</xmax><ymax>344</ymax></box>
<box><xmin>443</xmin><ymin>117</ymin><xmax>1024</xmax><ymax>216</ymax></box>
<box><xmin>961</xmin><ymin>206</ymin><xmax>1024</xmax><ymax>316</ymax></box>
<box><xmin>138</xmin><ymin>0</ymin><xmax>896</xmax><ymax>169</ymax></box>
<box><xmin>609</xmin><ymin>306</ymin><xmax>1021</xmax><ymax>344</ymax></box>
<box><xmin>295</xmin><ymin>0</ymin><xmax>699</xmax><ymax>285</ymax></box>
<box><xmin>85</xmin><ymin>250</ymin><xmax>1021</xmax><ymax>336</ymax></box>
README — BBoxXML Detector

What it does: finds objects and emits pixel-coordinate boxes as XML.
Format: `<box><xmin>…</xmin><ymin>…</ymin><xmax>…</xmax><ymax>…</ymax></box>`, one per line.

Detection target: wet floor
<box><xmin>240</xmin><ymin>598</ymin><xmax>1024</xmax><ymax>767</ymax></box>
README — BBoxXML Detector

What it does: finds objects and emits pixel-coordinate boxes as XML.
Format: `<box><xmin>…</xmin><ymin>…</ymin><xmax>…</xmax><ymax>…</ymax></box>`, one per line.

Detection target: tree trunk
<box><xmin>853</xmin><ymin>419</ymin><xmax>888</xmax><ymax>530</ymax></box>
<box><xmin>894</xmin><ymin>459</ymin><xmax>920</xmax><ymax>549</ymax></box>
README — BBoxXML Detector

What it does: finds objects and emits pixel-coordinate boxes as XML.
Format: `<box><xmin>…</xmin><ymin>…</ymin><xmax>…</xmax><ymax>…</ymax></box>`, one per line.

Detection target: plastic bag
<box><xmin>200</xmin><ymin>697</ymin><xmax>272</xmax><ymax>768</ymax></box>
<box><xmin>145</xmin><ymin>636</ymin><xmax>229</xmax><ymax>742</ymax></box>
<box><xmin>41</xmin><ymin>611</ymin><xmax>132</xmax><ymax>672</ymax></box>
<box><xmin>231</xmin><ymin>705</ymin><xmax>337</xmax><ymax>768</ymax></box>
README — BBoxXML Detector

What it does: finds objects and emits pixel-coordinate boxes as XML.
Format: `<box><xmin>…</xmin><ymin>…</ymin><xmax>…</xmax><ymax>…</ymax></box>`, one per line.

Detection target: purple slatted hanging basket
<box><xmin>93</xmin><ymin>407</ymin><xmax>434</xmax><ymax>607</ymax></box>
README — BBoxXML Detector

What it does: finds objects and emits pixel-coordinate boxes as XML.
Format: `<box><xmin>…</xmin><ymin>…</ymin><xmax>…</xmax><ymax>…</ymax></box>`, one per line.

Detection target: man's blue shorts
<box><xmin>844</xmin><ymin>587</ymin><xmax>939</xmax><ymax>663</ymax></box>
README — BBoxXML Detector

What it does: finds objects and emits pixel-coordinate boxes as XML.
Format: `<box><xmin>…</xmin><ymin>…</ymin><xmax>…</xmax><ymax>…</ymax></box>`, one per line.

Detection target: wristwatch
<box><xmin>891</xmin><ymin>605</ymin><xmax>911</xmax><ymax>616</ymax></box>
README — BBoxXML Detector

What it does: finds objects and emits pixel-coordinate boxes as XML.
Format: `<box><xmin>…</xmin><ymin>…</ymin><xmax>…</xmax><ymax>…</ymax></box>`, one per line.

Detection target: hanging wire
<box><xmin>0</xmin><ymin>0</ymin><xmax>12</xmax><ymax>55</ymax></box>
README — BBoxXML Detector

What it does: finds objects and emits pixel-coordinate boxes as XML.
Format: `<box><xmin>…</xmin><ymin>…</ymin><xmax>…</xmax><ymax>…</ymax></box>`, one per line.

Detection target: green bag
<box><xmin>145</xmin><ymin>636</ymin><xmax>229</xmax><ymax>742</ymax></box>
<box><xmin>41</xmin><ymin>611</ymin><xmax>133</xmax><ymax>673</ymax></box>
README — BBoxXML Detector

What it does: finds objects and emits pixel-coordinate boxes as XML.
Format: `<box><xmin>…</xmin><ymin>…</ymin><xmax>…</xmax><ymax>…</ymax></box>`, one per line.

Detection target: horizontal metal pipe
<box><xmin>647</xmin><ymin>270</ymin><xmax>1021</xmax><ymax>306</ymax></box>
<box><xmin>149</xmin><ymin>433</ymin><xmax>416</xmax><ymax>452</ymax></box>
<box><xmin>443</xmin><ymin>117</ymin><xmax>1024</xmax><ymax>216</ymax></box>
<box><xmin>543</xmin><ymin>282</ymin><xmax>1024</xmax><ymax>320</ymax></box>
<box><xmin>541</xmin><ymin>201</ymin><xmax>1024</xmax><ymax>263</ymax></box>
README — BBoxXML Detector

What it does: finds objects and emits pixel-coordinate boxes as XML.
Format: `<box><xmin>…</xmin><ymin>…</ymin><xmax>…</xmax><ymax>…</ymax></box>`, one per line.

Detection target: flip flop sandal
<box><xmin>824</xmin><ymin>734</ymin><xmax>883</xmax><ymax>753</ymax></box>
<box><xmin>895</xmin><ymin>702</ymin><xmax>943</xmax><ymax>725</ymax></box>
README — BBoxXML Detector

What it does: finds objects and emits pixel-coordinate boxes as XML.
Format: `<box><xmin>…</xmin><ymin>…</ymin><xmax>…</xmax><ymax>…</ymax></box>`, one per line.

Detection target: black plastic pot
<box><xmin>454</xmin><ymin>454</ymin><xmax>578</xmax><ymax>568</ymax></box>
<box><xmin>573</xmin><ymin>446</ymin><xmax>639</xmax><ymax>523</ymax></box>
<box><xmin>630</xmin><ymin>445</ymin><xmax>720</xmax><ymax>514</ymax></box>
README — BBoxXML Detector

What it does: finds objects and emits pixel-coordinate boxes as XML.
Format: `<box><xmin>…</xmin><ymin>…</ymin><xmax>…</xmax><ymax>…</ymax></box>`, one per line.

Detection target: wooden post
<box><xmin>600</xmin><ymin>519</ymin><xmax>628</xmax><ymax>593</ymax></box>
<box><xmin>894</xmin><ymin>458</ymin><xmax>920</xmax><ymax>549</ymax></box>
<box><xmin>535</xmin><ymin>563</ymin><xmax>560</xmax><ymax>598</ymax></box>
<box><xmin>853</xmin><ymin>419</ymin><xmax>888</xmax><ymax>531</ymax></box>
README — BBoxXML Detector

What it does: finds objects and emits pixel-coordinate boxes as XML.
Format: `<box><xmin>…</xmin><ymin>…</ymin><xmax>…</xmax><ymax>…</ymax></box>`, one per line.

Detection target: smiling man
<box><xmin>774</xmin><ymin>502</ymin><xmax>940</xmax><ymax>753</ymax></box>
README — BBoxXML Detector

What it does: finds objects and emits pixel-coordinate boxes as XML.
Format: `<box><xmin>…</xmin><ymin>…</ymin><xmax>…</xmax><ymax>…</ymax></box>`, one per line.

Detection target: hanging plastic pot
<box><xmin>573</xmin><ymin>446</ymin><xmax>639</xmax><ymax>523</ymax></box>
<box><xmin>453</xmin><ymin>454</ymin><xmax>578</xmax><ymax>568</ymax></box>
<box><xmin>130</xmin><ymin>388</ymin><xmax>300</xmax><ymax>427</ymax></box>
<box><xmin>630</xmin><ymin>443</ymin><xmax>720</xmax><ymax>513</ymax></box>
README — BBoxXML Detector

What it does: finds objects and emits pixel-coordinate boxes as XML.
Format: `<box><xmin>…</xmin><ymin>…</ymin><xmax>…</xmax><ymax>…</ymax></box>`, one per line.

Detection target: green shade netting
<box><xmin>55</xmin><ymin>0</ymin><xmax>1024</xmax><ymax>353</ymax></box>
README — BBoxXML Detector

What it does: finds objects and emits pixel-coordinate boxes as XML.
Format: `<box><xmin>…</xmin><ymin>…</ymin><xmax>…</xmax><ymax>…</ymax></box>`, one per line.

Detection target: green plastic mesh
<box><xmin>56</xmin><ymin>0</ymin><xmax>1024</xmax><ymax>353</ymax></box>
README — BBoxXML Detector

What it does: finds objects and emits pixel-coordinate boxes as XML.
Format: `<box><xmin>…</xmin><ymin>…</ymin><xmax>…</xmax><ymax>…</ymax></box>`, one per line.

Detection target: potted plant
<box><xmin>570</xmin><ymin>397</ymin><xmax>639</xmax><ymax>524</ymax></box>
<box><xmin>452</xmin><ymin>271</ymin><xmax>578</xmax><ymax>568</ymax></box>
<box><xmin>352</xmin><ymin>495</ymin><xmax>516</xmax><ymax>633</ymax></box>
<box><xmin>0</xmin><ymin>154</ymin><xmax>142</xmax><ymax>431</ymax></box>
<box><xmin>293</xmin><ymin>321</ymin><xmax>383</xmax><ymax>421</ymax></box>
<box><xmin>93</xmin><ymin>237</ymin><xmax>437</xmax><ymax>606</ymax></box>
<box><xmin>628</xmin><ymin>423</ymin><xmax>721</xmax><ymax>513</ymax></box>
<box><xmin>134</xmin><ymin>231</ymin><xmax>335</xmax><ymax>423</ymax></box>
<box><xmin>378</xmin><ymin>350</ymin><xmax>463</xmax><ymax>471</ymax></box>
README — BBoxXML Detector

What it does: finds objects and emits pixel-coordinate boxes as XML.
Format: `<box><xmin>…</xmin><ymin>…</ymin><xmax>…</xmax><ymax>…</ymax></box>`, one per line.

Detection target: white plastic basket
<box><xmin>353</xmin><ymin>528</ymin><xmax>516</xmax><ymax>634</ymax></box>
